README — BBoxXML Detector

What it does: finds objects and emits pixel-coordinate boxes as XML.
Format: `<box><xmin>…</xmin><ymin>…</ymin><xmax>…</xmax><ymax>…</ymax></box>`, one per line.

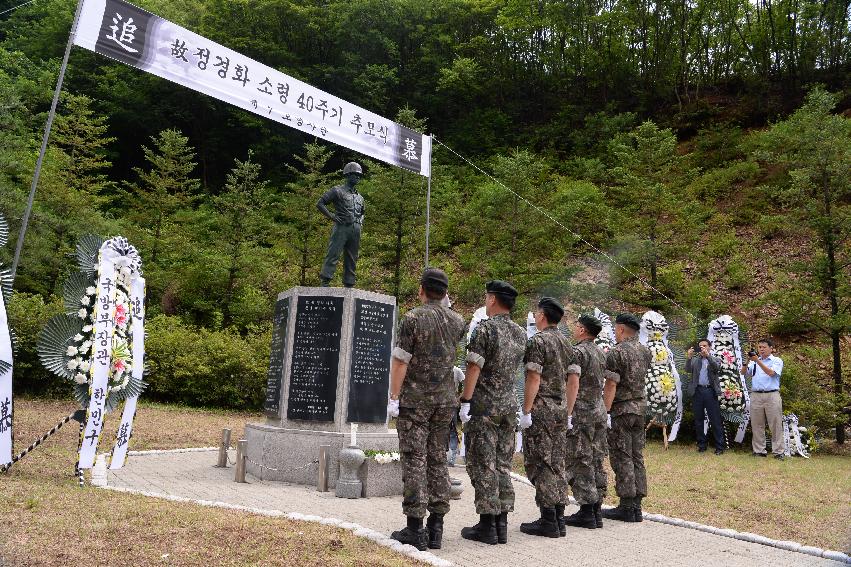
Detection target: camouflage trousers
<box><xmin>565</xmin><ymin>420</ymin><xmax>608</xmax><ymax>505</ymax></box>
<box><xmin>397</xmin><ymin>405</ymin><xmax>456</xmax><ymax>518</ymax></box>
<box><xmin>465</xmin><ymin>414</ymin><xmax>516</xmax><ymax>515</ymax></box>
<box><xmin>522</xmin><ymin>416</ymin><xmax>567</xmax><ymax>508</ymax></box>
<box><xmin>607</xmin><ymin>413</ymin><xmax>647</xmax><ymax>499</ymax></box>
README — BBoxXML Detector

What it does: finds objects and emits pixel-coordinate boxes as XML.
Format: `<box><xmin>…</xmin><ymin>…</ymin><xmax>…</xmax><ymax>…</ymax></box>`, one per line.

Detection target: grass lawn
<box><xmin>513</xmin><ymin>438</ymin><xmax>851</xmax><ymax>553</ymax></box>
<box><xmin>1</xmin><ymin>398</ymin><xmax>424</xmax><ymax>567</ymax></box>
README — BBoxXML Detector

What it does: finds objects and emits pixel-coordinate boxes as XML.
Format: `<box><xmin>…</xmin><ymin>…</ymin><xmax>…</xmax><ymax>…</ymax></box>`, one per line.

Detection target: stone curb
<box><xmin>128</xmin><ymin>447</ymin><xmax>218</xmax><ymax>456</ymax></box>
<box><xmin>507</xmin><ymin>471</ymin><xmax>849</xmax><ymax>564</ymax></box>
<box><xmin>98</xmin><ymin>485</ymin><xmax>453</xmax><ymax>567</ymax></box>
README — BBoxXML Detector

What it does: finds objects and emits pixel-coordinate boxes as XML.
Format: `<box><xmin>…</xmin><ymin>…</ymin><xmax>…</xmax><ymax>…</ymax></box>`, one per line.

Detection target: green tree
<box><xmin>281</xmin><ymin>143</ymin><xmax>334</xmax><ymax>286</ymax></box>
<box><xmin>214</xmin><ymin>151</ymin><xmax>272</xmax><ymax>328</ymax></box>
<box><xmin>609</xmin><ymin>120</ymin><xmax>688</xmax><ymax>307</ymax></box>
<box><xmin>754</xmin><ymin>87</ymin><xmax>851</xmax><ymax>444</ymax></box>
<box><xmin>361</xmin><ymin>106</ymin><xmax>427</xmax><ymax>298</ymax></box>
<box><xmin>51</xmin><ymin>93</ymin><xmax>116</xmax><ymax>198</ymax></box>
<box><xmin>127</xmin><ymin>129</ymin><xmax>200</xmax><ymax>264</ymax></box>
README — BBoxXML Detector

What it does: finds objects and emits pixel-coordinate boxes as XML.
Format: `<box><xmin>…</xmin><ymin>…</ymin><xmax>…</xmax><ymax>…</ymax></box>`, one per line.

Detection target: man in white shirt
<box><xmin>741</xmin><ymin>338</ymin><xmax>785</xmax><ymax>459</ymax></box>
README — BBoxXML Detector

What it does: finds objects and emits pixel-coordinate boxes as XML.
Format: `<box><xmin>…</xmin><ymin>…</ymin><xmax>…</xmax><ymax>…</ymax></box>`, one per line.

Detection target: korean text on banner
<box><xmin>73</xmin><ymin>0</ymin><xmax>431</xmax><ymax>176</ymax></box>
<box><xmin>0</xmin><ymin>290</ymin><xmax>13</xmax><ymax>466</ymax></box>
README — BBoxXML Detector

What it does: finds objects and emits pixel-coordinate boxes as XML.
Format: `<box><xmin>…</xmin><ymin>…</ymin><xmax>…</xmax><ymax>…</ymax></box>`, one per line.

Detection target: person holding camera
<box><xmin>685</xmin><ymin>339</ymin><xmax>725</xmax><ymax>455</ymax></box>
<box><xmin>741</xmin><ymin>339</ymin><xmax>785</xmax><ymax>459</ymax></box>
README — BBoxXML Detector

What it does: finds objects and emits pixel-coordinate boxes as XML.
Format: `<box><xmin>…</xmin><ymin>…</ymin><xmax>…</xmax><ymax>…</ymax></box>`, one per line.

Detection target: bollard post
<box><xmin>318</xmin><ymin>445</ymin><xmax>330</xmax><ymax>492</ymax></box>
<box><xmin>234</xmin><ymin>439</ymin><xmax>247</xmax><ymax>483</ymax></box>
<box><xmin>216</xmin><ymin>428</ymin><xmax>232</xmax><ymax>468</ymax></box>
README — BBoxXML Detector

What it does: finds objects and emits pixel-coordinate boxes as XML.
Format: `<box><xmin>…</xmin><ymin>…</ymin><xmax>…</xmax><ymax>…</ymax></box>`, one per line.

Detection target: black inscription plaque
<box><xmin>286</xmin><ymin>296</ymin><xmax>344</xmax><ymax>421</ymax></box>
<box><xmin>347</xmin><ymin>299</ymin><xmax>394</xmax><ymax>423</ymax></box>
<box><xmin>263</xmin><ymin>298</ymin><xmax>289</xmax><ymax>417</ymax></box>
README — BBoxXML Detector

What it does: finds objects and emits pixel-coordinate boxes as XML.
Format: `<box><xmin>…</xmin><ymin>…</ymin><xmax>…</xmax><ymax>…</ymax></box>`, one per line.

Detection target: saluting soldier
<box><xmin>458</xmin><ymin>280</ymin><xmax>526</xmax><ymax>545</ymax></box>
<box><xmin>386</xmin><ymin>268</ymin><xmax>466</xmax><ymax>551</ymax></box>
<box><xmin>601</xmin><ymin>313</ymin><xmax>652</xmax><ymax>522</ymax></box>
<box><xmin>518</xmin><ymin>297</ymin><xmax>578</xmax><ymax>538</ymax></box>
<box><xmin>563</xmin><ymin>314</ymin><xmax>608</xmax><ymax>529</ymax></box>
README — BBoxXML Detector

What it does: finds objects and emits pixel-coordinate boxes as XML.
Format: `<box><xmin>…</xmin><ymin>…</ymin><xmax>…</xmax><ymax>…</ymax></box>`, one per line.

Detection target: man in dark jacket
<box><xmin>685</xmin><ymin>339</ymin><xmax>725</xmax><ymax>455</ymax></box>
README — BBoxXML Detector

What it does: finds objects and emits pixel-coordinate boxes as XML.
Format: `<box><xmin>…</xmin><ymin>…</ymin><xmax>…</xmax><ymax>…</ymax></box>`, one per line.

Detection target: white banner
<box><xmin>109</xmin><ymin>276</ymin><xmax>145</xmax><ymax>469</ymax></box>
<box><xmin>79</xmin><ymin>245</ymin><xmax>119</xmax><ymax>469</ymax></box>
<box><xmin>0</xmin><ymin>290</ymin><xmax>13</xmax><ymax>466</ymax></box>
<box><xmin>73</xmin><ymin>0</ymin><xmax>431</xmax><ymax>176</ymax></box>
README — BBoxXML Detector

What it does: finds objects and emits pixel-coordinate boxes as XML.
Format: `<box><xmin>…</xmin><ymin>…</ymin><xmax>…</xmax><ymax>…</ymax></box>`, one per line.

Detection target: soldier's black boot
<box><xmin>633</xmin><ymin>496</ymin><xmax>643</xmax><ymax>523</ymax></box>
<box><xmin>391</xmin><ymin>516</ymin><xmax>428</xmax><ymax>551</ymax></box>
<box><xmin>593</xmin><ymin>500</ymin><xmax>603</xmax><ymax>528</ymax></box>
<box><xmin>601</xmin><ymin>498</ymin><xmax>636</xmax><ymax>523</ymax></box>
<box><xmin>564</xmin><ymin>504</ymin><xmax>597</xmax><ymax>529</ymax></box>
<box><xmin>461</xmin><ymin>514</ymin><xmax>498</xmax><ymax>545</ymax></box>
<box><xmin>426</xmin><ymin>513</ymin><xmax>444</xmax><ymax>549</ymax></box>
<box><xmin>555</xmin><ymin>504</ymin><xmax>566</xmax><ymax>537</ymax></box>
<box><xmin>520</xmin><ymin>507</ymin><xmax>560</xmax><ymax>538</ymax></box>
<box><xmin>495</xmin><ymin>512</ymin><xmax>508</xmax><ymax>544</ymax></box>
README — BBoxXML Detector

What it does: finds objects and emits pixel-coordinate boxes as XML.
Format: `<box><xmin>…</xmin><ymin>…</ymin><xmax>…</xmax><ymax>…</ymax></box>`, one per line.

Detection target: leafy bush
<box><xmin>6</xmin><ymin>292</ymin><xmax>66</xmax><ymax>397</ymax></box>
<box><xmin>724</xmin><ymin>254</ymin><xmax>754</xmax><ymax>290</ymax></box>
<box><xmin>779</xmin><ymin>350</ymin><xmax>849</xmax><ymax>441</ymax></box>
<box><xmin>144</xmin><ymin>315</ymin><xmax>270</xmax><ymax>409</ymax></box>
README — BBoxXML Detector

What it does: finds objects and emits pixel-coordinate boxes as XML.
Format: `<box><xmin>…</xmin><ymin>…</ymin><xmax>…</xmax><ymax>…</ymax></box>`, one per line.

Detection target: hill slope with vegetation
<box><xmin>0</xmin><ymin>0</ymin><xmax>848</xmax><ymax>444</ymax></box>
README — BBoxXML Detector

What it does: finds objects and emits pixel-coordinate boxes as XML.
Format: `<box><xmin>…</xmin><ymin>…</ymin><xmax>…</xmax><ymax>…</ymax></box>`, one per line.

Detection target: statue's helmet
<box><xmin>343</xmin><ymin>162</ymin><xmax>363</xmax><ymax>175</ymax></box>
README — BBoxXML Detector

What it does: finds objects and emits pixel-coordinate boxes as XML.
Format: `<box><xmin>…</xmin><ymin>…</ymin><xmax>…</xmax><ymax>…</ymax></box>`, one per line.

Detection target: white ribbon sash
<box><xmin>0</xmin><ymin>290</ymin><xmax>13</xmax><ymax>465</ymax></box>
<box><xmin>79</xmin><ymin>246</ymin><xmax>120</xmax><ymax>469</ymax></box>
<box><xmin>108</xmin><ymin>276</ymin><xmax>145</xmax><ymax>469</ymax></box>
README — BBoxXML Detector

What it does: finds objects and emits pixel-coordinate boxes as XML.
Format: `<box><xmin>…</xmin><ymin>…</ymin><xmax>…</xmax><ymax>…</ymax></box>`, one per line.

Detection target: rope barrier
<box><xmin>0</xmin><ymin>411</ymin><xmax>78</xmax><ymax>473</ymax></box>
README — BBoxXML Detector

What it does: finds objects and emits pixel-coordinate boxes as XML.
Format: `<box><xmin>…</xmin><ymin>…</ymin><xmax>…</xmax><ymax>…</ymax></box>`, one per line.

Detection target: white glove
<box><xmin>459</xmin><ymin>403</ymin><xmax>471</xmax><ymax>423</ymax></box>
<box><xmin>567</xmin><ymin>415</ymin><xmax>573</xmax><ymax>430</ymax></box>
<box><xmin>387</xmin><ymin>398</ymin><xmax>400</xmax><ymax>418</ymax></box>
<box><xmin>606</xmin><ymin>413</ymin><xmax>612</xmax><ymax>429</ymax></box>
<box><xmin>518</xmin><ymin>412</ymin><xmax>533</xmax><ymax>430</ymax></box>
<box><xmin>453</xmin><ymin>366</ymin><xmax>465</xmax><ymax>385</ymax></box>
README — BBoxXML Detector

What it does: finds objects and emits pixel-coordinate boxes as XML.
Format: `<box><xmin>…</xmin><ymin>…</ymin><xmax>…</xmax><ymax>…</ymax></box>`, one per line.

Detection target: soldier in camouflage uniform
<box><xmin>563</xmin><ymin>314</ymin><xmax>608</xmax><ymax>530</ymax></box>
<box><xmin>386</xmin><ymin>268</ymin><xmax>466</xmax><ymax>551</ymax></box>
<box><xmin>457</xmin><ymin>280</ymin><xmax>525</xmax><ymax>545</ymax></box>
<box><xmin>518</xmin><ymin>297</ymin><xmax>578</xmax><ymax>539</ymax></box>
<box><xmin>601</xmin><ymin>313</ymin><xmax>652</xmax><ymax>523</ymax></box>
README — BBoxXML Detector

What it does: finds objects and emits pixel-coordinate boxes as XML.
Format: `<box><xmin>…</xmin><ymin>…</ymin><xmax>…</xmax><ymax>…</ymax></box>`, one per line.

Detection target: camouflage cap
<box><xmin>421</xmin><ymin>267</ymin><xmax>449</xmax><ymax>293</ymax></box>
<box><xmin>578</xmin><ymin>313</ymin><xmax>603</xmax><ymax>337</ymax></box>
<box><xmin>615</xmin><ymin>313</ymin><xmax>641</xmax><ymax>331</ymax></box>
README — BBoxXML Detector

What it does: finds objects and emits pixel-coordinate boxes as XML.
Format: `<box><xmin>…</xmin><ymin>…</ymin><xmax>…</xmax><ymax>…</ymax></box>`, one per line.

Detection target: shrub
<box><xmin>5</xmin><ymin>292</ymin><xmax>66</xmax><ymax>397</ymax></box>
<box><xmin>144</xmin><ymin>315</ymin><xmax>270</xmax><ymax>409</ymax></box>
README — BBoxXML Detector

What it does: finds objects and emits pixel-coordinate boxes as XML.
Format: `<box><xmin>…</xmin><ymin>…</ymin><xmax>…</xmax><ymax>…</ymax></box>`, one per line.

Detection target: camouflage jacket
<box><xmin>466</xmin><ymin>313</ymin><xmax>525</xmax><ymax>416</ymax></box>
<box><xmin>572</xmin><ymin>339</ymin><xmax>607</xmax><ymax>424</ymax></box>
<box><xmin>393</xmin><ymin>300</ymin><xmax>466</xmax><ymax>408</ymax></box>
<box><xmin>605</xmin><ymin>335</ymin><xmax>651</xmax><ymax>417</ymax></box>
<box><xmin>523</xmin><ymin>326</ymin><xmax>579</xmax><ymax>420</ymax></box>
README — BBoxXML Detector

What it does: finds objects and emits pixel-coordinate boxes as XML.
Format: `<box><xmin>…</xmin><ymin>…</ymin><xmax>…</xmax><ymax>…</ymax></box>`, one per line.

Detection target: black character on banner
<box><xmin>195</xmin><ymin>48</ymin><xmax>210</xmax><ymax>70</ymax></box>
<box><xmin>213</xmin><ymin>56</ymin><xmax>230</xmax><ymax>79</ymax></box>
<box><xmin>170</xmin><ymin>39</ymin><xmax>189</xmax><ymax>62</ymax></box>
<box><xmin>232</xmin><ymin>64</ymin><xmax>250</xmax><ymax>86</ymax></box>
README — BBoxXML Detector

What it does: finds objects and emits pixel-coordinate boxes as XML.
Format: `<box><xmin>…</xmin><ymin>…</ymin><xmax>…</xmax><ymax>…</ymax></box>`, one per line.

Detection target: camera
<box><xmin>748</xmin><ymin>349</ymin><xmax>757</xmax><ymax>358</ymax></box>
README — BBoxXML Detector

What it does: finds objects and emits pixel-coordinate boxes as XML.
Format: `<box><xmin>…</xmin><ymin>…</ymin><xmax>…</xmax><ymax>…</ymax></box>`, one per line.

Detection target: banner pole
<box><xmin>10</xmin><ymin>0</ymin><xmax>85</xmax><ymax>284</ymax></box>
<box><xmin>424</xmin><ymin>135</ymin><xmax>433</xmax><ymax>268</ymax></box>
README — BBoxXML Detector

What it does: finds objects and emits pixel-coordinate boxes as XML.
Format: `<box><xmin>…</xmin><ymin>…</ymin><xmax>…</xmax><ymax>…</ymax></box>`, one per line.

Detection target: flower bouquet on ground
<box><xmin>38</xmin><ymin>236</ymin><xmax>146</xmax><ymax>412</ymax></box>
<box><xmin>593</xmin><ymin>308</ymin><xmax>615</xmax><ymax>353</ymax></box>
<box><xmin>640</xmin><ymin>311</ymin><xmax>682</xmax><ymax>440</ymax></box>
<box><xmin>706</xmin><ymin>316</ymin><xmax>747</xmax><ymax>424</ymax></box>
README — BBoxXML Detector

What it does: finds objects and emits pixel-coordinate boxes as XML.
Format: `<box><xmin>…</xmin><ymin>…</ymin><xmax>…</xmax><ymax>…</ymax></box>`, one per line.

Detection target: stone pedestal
<box><xmin>245</xmin><ymin>287</ymin><xmax>400</xmax><ymax>490</ymax></box>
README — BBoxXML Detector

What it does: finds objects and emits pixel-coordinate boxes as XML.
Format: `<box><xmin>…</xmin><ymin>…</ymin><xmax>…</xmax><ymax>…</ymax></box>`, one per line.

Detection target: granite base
<box><xmin>244</xmin><ymin>422</ymin><xmax>399</xmax><ymax>492</ymax></box>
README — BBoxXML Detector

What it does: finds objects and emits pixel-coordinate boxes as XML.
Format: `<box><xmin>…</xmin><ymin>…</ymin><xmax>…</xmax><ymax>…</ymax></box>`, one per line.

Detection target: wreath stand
<box><xmin>646</xmin><ymin>416</ymin><xmax>669</xmax><ymax>450</ymax></box>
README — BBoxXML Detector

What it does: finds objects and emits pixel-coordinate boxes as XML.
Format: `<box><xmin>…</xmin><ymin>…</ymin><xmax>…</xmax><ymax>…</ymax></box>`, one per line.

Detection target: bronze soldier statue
<box><xmin>602</xmin><ymin>313</ymin><xmax>652</xmax><ymax>522</ymax></box>
<box><xmin>564</xmin><ymin>314</ymin><xmax>608</xmax><ymax>529</ymax></box>
<box><xmin>518</xmin><ymin>297</ymin><xmax>578</xmax><ymax>538</ymax></box>
<box><xmin>459</xmin><ymin>280</ymin><xmax>525</xmax><ymax>545</ymax></box>
<box><xmin>316</xmin><ymin>162</ymin><xmax>364</xmax><ymax>288</ymax></box>
<box><xmin>386</xmin><ymin>268</ymin><xmax>466</xmax><ymax>551</ymax></box>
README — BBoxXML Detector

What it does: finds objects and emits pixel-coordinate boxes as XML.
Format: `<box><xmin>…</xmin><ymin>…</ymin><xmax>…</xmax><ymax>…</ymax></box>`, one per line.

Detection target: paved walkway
<box><xmin>108</xmin><ymin>450</ymin><xmax>842</xmax><ymax>566</ymax></box>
